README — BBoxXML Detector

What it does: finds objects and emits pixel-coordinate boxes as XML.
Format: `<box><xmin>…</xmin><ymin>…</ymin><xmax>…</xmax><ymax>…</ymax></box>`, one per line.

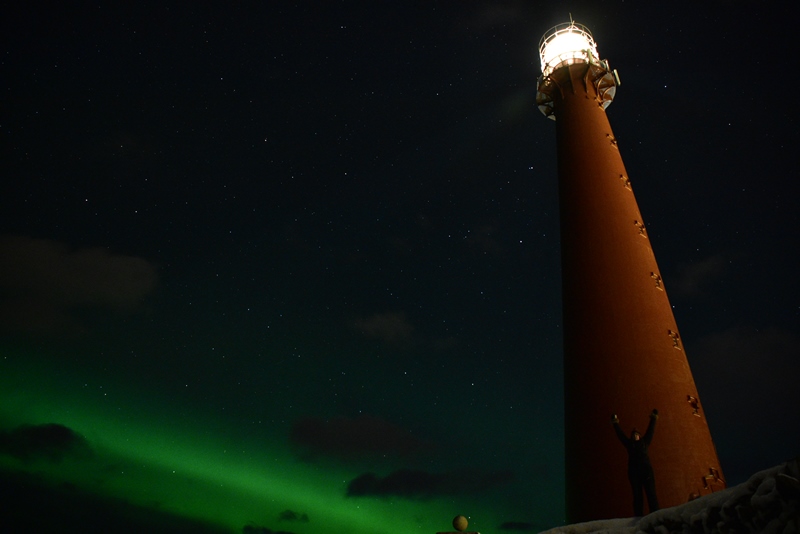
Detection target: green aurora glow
<box><xmin>1</xmin><ymin>346</ymin><xmax>537</xmax><ymax>533</ymax></box>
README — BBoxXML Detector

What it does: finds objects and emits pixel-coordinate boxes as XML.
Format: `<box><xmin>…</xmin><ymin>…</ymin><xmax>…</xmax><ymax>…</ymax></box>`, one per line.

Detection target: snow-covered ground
<box><xmin>541</xmin><ymin>457</ymin><xmax>799</xmax><ymax>533</ymax></box>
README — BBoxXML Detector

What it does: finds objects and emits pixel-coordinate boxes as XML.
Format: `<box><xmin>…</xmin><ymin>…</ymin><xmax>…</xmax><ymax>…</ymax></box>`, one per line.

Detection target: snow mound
<box><xmin>541</xmin><ymin>457</ymin><xmax>799</xmax><ymax>534</ymax></box>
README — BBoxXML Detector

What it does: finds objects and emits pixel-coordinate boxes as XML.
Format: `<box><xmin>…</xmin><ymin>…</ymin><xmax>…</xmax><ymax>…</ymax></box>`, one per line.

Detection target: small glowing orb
<box><xmin>539</xmin><ymin>22</ymin><xmax>599</xmax><ymax>76</ymax></box>
<box><xmin>453</xmin><ymin>515</ymin><xmax>469</xmax><ymax>531</ymax></box>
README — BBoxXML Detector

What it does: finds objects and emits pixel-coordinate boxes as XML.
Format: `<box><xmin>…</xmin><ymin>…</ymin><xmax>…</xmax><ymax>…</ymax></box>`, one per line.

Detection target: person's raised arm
<box><xmin>644</xmin><ymin>409</ymin><xmax>658</xmax><ymax>444</ymax></box>
<box><xmin>612</xmin><ymin>414</ymin><xmax>627</xmax><ymax>444</ymax></box>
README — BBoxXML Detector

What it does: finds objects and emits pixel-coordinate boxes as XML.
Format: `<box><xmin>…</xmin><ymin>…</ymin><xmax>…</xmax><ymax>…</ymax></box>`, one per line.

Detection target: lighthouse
<box><xmin>535</xmin><ymin>21</ymin><xmax>725</xmax><ymax>522</ymax></box>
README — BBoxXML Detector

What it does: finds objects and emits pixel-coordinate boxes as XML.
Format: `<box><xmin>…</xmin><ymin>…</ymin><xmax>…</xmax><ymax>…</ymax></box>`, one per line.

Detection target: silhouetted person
<box><xmin>612</xmin><ymin>409</ymin><xmax>659</xmax><ymax>516</ymax></box>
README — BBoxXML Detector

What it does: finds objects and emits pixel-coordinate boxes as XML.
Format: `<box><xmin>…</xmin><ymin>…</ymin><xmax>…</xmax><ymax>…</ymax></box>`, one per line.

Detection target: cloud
<box><xmin>242</xmin><ymin>525</ymin><xmax>296</xmax><ymax>534</ymax></box>
<box><xmin>278</xmin><ymin>510</ymin><xmax>309</xmax><ymax>523</ymax></box>
<box><xmin>691</xmin><ymin>325</ymin><xmax>800</xmax><ymax>478</ymax></box>
<box><xmin>353</xmin><ymin>311</ymin><xmax>414</xmax><ymax>343</ymax></box>
<box><xmin>290</xmin><ymin>415</ymin><xmax>430</xmax><ymax>463</ymax></box>
<box><xmin>692</xmin><ymin>326</ymin><xmax>799</xmax><ymax>411</ymax></box>
<box><xmin>668</xmin><ymin>254</ymin><xmax>725</xmax><ymax>298</ymax></box>
<box><xmin>0</xmin><ymin>423</ymin><xmax>92</xmax><ymax>463</ymax></box>
<box><xmin>346</xmin><ymin>468</ymin><xmax>513</xmax><ymax>499</ymax></box>
<box><xmin>2</xmin><ymin>468</ymin><xmax>229</xmax><ymax>534</ymax></box>
<box><xmin>0</xmin><ymin>235</ymin><xmax>158</xmax><ymax>334</ymax></box>
<box><xmin>466</xmin><ymin>4</ymin><xmax>525</xmax><ymax>32</ymax></box>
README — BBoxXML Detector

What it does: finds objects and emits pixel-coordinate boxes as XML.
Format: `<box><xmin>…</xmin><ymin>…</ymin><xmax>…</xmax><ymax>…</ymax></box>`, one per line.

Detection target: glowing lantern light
<box><xmin>539</xmin><ymin>22</ymin><xmax>599</xmax><ymax>78</ymax></box>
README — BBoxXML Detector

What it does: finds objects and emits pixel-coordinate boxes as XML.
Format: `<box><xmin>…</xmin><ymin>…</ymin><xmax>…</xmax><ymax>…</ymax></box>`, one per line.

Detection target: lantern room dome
<box><xmin>539</xmin><ymin>22</ymin><xmax>599</xmax><ymax>77</ymax></box>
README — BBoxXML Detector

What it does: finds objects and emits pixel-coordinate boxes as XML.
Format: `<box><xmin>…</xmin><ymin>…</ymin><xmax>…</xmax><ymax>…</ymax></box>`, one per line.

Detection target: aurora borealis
<box><xmin>2</xmin><ymin>2</ymin><xmax>798</xmax><ymax>533</ymax></box>
<box><xmin>2</xmin><ymin>341</ymin><xmax>551</xmax><ymax>533</ymax></box>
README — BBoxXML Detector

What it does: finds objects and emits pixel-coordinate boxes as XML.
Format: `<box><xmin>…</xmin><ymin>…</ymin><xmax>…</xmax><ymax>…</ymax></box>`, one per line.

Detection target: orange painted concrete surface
<box><xmin>542</xmin><ymin>63</ymin><xmax>725</xmax><ymax>523</ymax></box>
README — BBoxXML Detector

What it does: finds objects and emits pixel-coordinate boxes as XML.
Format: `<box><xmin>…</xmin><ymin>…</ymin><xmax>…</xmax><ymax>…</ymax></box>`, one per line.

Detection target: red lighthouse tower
<box><xmin>536</xmin><ymin>21</ymin><xmax>725</xmax><ymax>522</ymax></box>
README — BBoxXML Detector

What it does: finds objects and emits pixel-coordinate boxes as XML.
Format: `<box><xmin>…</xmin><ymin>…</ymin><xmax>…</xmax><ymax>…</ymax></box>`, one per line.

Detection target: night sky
<box><xmin>1</xmin><ymin>2</ymin><xmax>798</xmax><ymax>533</ymax></box>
